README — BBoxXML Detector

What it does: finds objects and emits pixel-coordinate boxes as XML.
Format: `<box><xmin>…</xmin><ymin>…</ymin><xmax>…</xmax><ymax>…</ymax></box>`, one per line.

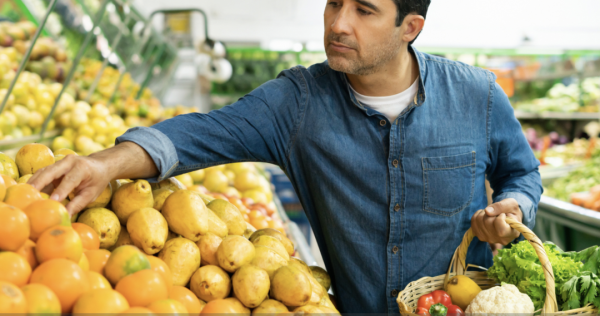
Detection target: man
<box><xmin>30</xmin><ymin>0</ymin><xmax>542</xmax><ymax>313</ymax></box>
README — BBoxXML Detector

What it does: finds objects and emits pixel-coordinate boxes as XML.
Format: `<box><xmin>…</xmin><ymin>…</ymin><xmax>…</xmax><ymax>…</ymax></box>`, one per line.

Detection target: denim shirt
<box><xmin>117</xmin><ymin>47</ymin><xmax>542</xmax><ymax>314</ymax></box>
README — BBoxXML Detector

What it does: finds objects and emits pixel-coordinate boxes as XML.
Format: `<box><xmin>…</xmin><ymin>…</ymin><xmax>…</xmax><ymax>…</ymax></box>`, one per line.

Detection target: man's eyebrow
<box><xmin>353</xmin><ymin>0</ymin><xmax>381</xmax><ymax>12</ymax></box>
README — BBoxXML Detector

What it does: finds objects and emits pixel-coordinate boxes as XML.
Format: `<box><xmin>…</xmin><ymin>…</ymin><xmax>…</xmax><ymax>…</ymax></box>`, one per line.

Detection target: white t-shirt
<box><xmin>350</xmin><ymin>77</ymin><xmax>419</xmax><ymax>123</ymax></box>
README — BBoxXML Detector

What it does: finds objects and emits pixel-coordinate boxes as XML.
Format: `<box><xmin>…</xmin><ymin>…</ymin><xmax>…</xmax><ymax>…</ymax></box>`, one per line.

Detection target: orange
<box><xmin>71</xmin><ymin>223</ymin><xmax>100</xmax><ymax>251</ymax></box>
<box><xmin>85</xmin><ymin>249</ymin><xmax>110</xmax><ymax>274</ymax></box>
<box><xmin>169</xmin><ymin>285</ymin><xmax>203</xmax><ymax>315</ymax></box>
<box><xmin>30</xmin><ymin>258</ymin><xmax>90</xmax><ymax>313</ymax></box>
<box><xmin>1</xmin><ymin>174</ymin><xmax>17</xmax><ymax>187</ymax></box>
<box><xmin>115</xmin><ymin>269</ymin><xmax>169</xmax><ymax>307</ymax></box>
<box><xmin>85</xmin><ymin>271</ymin><xmax>111</xmax><ymax>290</ymax></box>
<box><xmin>104</xmin><ymin>245</ymin><xmax>150</xmax><ymax>285</ymax></box>
<box><xmin>0</xmin><ymin>203</ymin><xmax>30</xmax><ymax>251</ymax></box>
<box><xmin>35</xmin><ymin>225</ymin><xmax>83</xmax><ymax>263</ymax></box>
<box><xmin>15</xmin><ymin>239</ymin><xmax>38</xmax><ymax>269</ymax></box>
<box><xmin>78</xmin><ymin>252</ymin><xmax>89</xmax><ymax>271</ymax></box>
<box><xmin>0</xmin><ymin>281</ymin><xmax>27</xmax><ymax>313</ymax></box>
<box><xmin>118</xmin><ymin>306</ymin><xmax>155</xmax><ymax>315</ymax></box>
<box><xmin>24</xmin><ymin>199</ymin><xmax>70</xmax><ymax>241</ymax></box>
<box><xmin>4</xmin><ymin>183</ymin><xmax>42</xmax><ymax>210</ymax></box>
<box><xmin>201</xmin><ymin>299</ymin><xmax>238</xmax><ymax>314</ymax></box>
<box><xmin>0</xmin><ymin>252</ymin><xmax>31</xmax><ymax>286</ymax></box>
<box><xmin>147</xmin><ymin>299</ymin><xmax>188</xmax><ymax>315</ymax></box>
<box><xmin>72</xmin><ymin>289</ymin><xmax>130</xmax><ymax>314</ymax></box>
<box><xmin>146</xmin><ymin>255</ymin><xmax>173</xmax><ymax>290</ymax></box>
<box><xmin>21</xmin><ymin>283</ymin><xmax>62</xmax><ymax>314</ymax></box>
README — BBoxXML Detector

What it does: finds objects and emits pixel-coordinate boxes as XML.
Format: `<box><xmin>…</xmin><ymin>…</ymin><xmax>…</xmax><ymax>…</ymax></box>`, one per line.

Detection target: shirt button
<box><xmin>392</xmin><ymin>159</ymin><xmax>398</xmax><ymax>167</ymax></box>
<box><xmin>391</xmin><ymin>289</ymin><xmax>399</xmax><ymax>297</ymax></box>
<box><xmin>394</xmin><ymin>204</ymin><xmax>400</xmax><ymax>212</ymax></box>
<box><xmin>380</xmin><ymin>120</ymin><xmax>386</xmax><ymax>126</ymax></box>
<box><xmin>392</xmin><ymin>246</ymin><xmax>399</xmax><ymax>254</ymax></box>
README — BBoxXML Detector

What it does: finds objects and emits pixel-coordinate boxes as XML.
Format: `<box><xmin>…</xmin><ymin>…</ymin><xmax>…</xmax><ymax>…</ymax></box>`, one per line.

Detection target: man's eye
<box><xmin>328</xmin><ymin>1</ymin><xmax>340</xmax><ymax>7</ymax></box>
<box><xmin>358</xmin><ymin>8</ymin><xmax>372</xmax><ymax>15</ymax></box>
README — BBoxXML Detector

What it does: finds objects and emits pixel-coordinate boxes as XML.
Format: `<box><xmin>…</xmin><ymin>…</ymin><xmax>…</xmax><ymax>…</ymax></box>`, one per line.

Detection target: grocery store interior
<box><xmin>1</xmin><ymin>0</ymin><xmax>600</xmax><ymax>314</ymax></box>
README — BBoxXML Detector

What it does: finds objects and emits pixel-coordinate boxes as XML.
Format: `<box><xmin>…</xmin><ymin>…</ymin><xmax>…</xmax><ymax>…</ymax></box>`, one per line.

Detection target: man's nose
<box><xmin>330</xmin><ymin>6</ymin><xmax>353</xmax><ymax>36</ymax></box>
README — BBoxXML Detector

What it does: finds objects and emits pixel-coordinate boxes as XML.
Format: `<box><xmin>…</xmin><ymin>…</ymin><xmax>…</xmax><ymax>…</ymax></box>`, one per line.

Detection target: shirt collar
<box><xmin>340</xmin><ymin>45</ymin><xmax>427</xmax><ymax>115</ymax></box>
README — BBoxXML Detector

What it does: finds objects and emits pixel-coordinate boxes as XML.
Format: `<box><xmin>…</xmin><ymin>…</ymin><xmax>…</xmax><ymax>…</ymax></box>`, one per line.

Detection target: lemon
<box><xmin>75</xmin><ymin>135</ymin><xmax>94</xmax><ymax>152</ymax></box>
<box><xmin>203</xmin><ymin>170</ymin><xmax>229</xmax><ymax>192</ymax></box>
<box><xmin>36</xmin><ymin>91</ymin><xmax>54</xmax><ymax>106</ymax></box>
<box><xmin>90</xmin><ymin>104</ymin><xmax>110</xmax><ymax>119</ymax></box>
<box><xmin>52</xmin><ymin>136</ymin><xmax>74</xmax><ymax>151</ymax></box>
<box><xmin>74</xmin><ymin>101</ymin><xmax>91</xmax><ymax>113</ymax></box>
<box><xmin>62</xmin><ymin>128</ymin><xmax>76</xmax><ymax>141</ymax></box>
<box><xmin>90</xmin><ymin>118</ymin><xmax>108</xmax><ymax>134</ymax></box>
<box><xmin>28</xmin><ymin>111</ymin><xmax>44</xmax><ymax>129</ymax></box>
<box><xmin>70</xmin><ymin>109</ymin><xmax>89</xmax><ymax>128</ymax></box>
<box><xmin>11</xmin><ymin>105</ymin><xmax>30</xmax><ymax>126</ymax></box>
<box><xmin>21</xmin><ymin>126</ymin><xmax>32</xmax><ymax>136</ymax></box>
<box><xmin>445</xmin><ymin>275</ymin><xmax>482</xmax><ymax>310</ymax></box>
<box><xmin>78</xmin><ymin>125</ymin><xmax>95</xmax><ymax>138</ymax></box>
<box><xmin>188</xmin><ymin>169</ymin><xmax>205</xmax><ymax>184</ymax></box>
<box><xmin>174</xmin><ymin>174</ymin><xmax>194</xmax><ymax>188</ymax></box>
<box><xmin>242</xmin><ymin>190</ymin><xmax>268</xmax><ymax>204</ymax></box>
<box><xmin>234</xmin><ymin>171</ymin><xmax>259</xmax><ymax>192</ymax></box>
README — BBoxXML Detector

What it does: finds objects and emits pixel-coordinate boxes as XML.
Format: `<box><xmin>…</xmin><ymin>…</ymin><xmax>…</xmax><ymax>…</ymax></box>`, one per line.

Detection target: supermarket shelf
<box><xmin>272</xmin><ymin>194</ymin><xmax>317</xmax><ymax>266</ymax></box>
<box><xmin>539</xmin><ymin>196</ymin><xmax>600</xmax><ymax>229</ymax></box>
<box><xmin>515</xmin><ymin>111</ymin><xmax>600</xmax><ymax>120</ymax></box>
<box><xmin>0</xmin><ymin>130</ymin><xmax>62</xmax><ymax>153</ymax></box>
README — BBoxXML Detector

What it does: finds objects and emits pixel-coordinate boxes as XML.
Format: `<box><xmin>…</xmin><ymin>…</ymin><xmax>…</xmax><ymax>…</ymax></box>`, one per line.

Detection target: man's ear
<box><xmin>402</xmin><ymin>14</ymin><xmax>425</xmax><ymax>43</ymax></box>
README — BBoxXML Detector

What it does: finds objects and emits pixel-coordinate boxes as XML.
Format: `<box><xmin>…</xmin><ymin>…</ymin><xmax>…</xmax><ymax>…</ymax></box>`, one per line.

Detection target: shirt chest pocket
<box><xmin>422</xmin><ymin>151</ymin><xmax>476</xmax><ymax>216</ymax></box>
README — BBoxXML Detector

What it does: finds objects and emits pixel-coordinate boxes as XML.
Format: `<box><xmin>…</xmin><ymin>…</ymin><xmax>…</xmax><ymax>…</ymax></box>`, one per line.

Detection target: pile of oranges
<box><xmin>0</xmin><ymin>182</ymin><xmax>205</xmax><ymax>314</ymax></box>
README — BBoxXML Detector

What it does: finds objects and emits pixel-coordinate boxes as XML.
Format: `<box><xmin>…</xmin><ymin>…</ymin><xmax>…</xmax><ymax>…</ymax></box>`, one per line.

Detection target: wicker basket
<box><xmin>397</xmin><ymin>217</ymin><xmax>598</xmax><ymax>315</ymax></box>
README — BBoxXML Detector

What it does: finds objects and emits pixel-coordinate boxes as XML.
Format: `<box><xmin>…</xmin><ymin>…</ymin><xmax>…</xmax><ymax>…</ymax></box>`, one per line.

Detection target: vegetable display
<box><xmin>545</xmin><ymin>157</ymin><xmax>600</xmax><ymax>202</ymax></box>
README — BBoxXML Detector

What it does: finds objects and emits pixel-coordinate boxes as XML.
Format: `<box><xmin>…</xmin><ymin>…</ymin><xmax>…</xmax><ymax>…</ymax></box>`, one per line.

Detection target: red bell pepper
<box><xmin>416</xmin><ymin>290</ymin><xmax>464</xmax><ymax>316</ymax></box>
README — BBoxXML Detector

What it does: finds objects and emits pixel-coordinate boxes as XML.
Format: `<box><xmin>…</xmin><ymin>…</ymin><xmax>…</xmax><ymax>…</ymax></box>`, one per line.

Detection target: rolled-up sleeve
<box><xmin>116</xmin><ymin>126</ymin><xmax>179</xmax><ymax>181</ymax></box>
<box><xmin>115</xmin><ymin>67</ymin><xmax>308</xmax><ymax>182</ymax></box>
<box><xmin>486</xmin><ymin>78</ymin><xmax>543</xmax><ymax>229</ymax></box>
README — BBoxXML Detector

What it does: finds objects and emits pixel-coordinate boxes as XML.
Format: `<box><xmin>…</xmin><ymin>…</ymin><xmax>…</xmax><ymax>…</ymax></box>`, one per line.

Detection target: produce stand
<box><xmin>534</xmin><ymin>196</ymin><xmax>600</xmax><ymax>252</ymax></box>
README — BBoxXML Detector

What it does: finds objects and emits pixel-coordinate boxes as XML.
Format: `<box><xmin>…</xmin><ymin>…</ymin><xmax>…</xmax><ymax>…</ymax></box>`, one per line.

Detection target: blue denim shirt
<box><xmin>117</xmin><ymin>47</ymin><xmax>542</xmax><ymax>314</ymax></box>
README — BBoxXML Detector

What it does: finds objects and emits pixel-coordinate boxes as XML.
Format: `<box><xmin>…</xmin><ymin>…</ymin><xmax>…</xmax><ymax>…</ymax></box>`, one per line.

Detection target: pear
<box><xmin>223</xmin><ymin>298</ymin><xmax>250</xmax><ymax>315</ymax></box>
<box><xmin>310</xmin><ymin>266</ymin><xmax>331</xmax><ymax>291</ymax></box>
<box><xmin>243</xmin><ymin>222</ymin><xmax>257</xmax><ymax>239</ymax></box>
<box><xmin>252</xmin><ymin>299</ymin><xmax>289</xmax><ymax>314</ymax></box>
<box><xmin>207</xmin><ymin>199</ymin><xmax>246</xmax><ymax>236</ymax></box>
<box><xmin>112</xmin><ymin>180</ymin><xmax>154</xmax><ymax>225</ymax></box>
<box><xmin>152</xmin><ymin>188</ymin><xmax>173</xmax><ymax>211</ymax></box>
<box><xmin>232</xmin><ymin>264</ymin><xmax>270</xmax><ymax>308</ymax></box>
<box><xmin>216</xmin><ymin>236</ymin><xmax>255</xmax><ymax>273</ymax></box>
<box><xmin>15</xmin><ymin>143</ymin><xmax>54</xmax><ymax>175</ymax></box>
<box><xmin>270</xmin><ymin>265</ymin><xmax>312</xmax><ymax>307</ymax></box>
<box><xmin>207</xmin><ymin>209</ymin><xmax>228</xmax><ymax>238</ymax></box>
<box><xmin>293</xmin><ymin>305</ymin><xmax>326</xmax><ymax>314</ymax></box>
<box><xmin>150</xmin><ymin>177</ymin><xmax>185</xmax><ymax>191</ymax></box>
<box><xmin>77</xmin><ymin>208</ymin><xmax>121</xmax><ymax>249</ymax></box>
<box><xmin>161</xmin><ymin>190</ymin><xmax>208</xmax><ymax>241</ymax></box>
<box><xmin>196</xmin><ymin>233</ymin><xmax>222</xmax><ymax>266</ymax></box>
<box><xmin>249</xmin><ymin>228</ymin><xmax>294</xmax><ymax>256</ymax></box>
<box><xmin>127</xmin><ymin>207</ymin><xmax>169</xmax><ymax>254</ymax></box>
<box><xmin>251</xmin><ymin>246</ymin><xmax>288</xmax><ymax>280</ymax></box>
<box><xmin>108</xmin><ymin>227</ymin><xmax>133</xmax><ymax>251</ymax></box>
<box><xmin>158</xmin><ymin>237</ymin><xmax>201</xmax><ymax>286</ymax></box>
<box><xmin>287</xmin><ymin>257</ymin><xmax>312</xmax><ymax>277</ymax></box>
<box><xmin>190</xmin><ymin>265</ymin><xmax>231</xmax><ymax>301</ymax></box>
<box><xmin>251</xmin><ymin>236</ymin><xmax>289</xmax><ymax>260</ymax></box>
<box><xmin>82</xmin><ymin>183</ymin><xmax>112</xmax><ymax>209</ymax></box>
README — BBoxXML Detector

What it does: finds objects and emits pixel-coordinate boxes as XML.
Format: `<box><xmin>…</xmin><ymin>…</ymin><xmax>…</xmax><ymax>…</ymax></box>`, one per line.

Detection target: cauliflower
<box><xmin>465</xmin><ymin>283</ymin><xmax>534</xmax><ymax>316</ymax></box>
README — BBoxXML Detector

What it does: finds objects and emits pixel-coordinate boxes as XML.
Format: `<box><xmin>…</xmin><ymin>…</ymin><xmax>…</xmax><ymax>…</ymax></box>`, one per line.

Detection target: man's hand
<box><xmin>27</xmin><ymin>142</ymin><xmax>159</xmax><ymax>216</ymax></box>
<box><xmin>471</xmin><ymin>198</ymin><xmax>522</xmax><ymax>245</ymax></box>
<box><xmin>28</xmin><ymin>154</ymin><xmax>112</xmax><ymax>215</ymax></box>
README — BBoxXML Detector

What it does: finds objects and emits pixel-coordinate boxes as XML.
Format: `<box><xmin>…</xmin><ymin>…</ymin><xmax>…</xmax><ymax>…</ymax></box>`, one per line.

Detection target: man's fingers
<box><xmin>483</xmin><ymin>214</ymin><xmax>497</xmax><ymax>242</ymax></box>
<box><xmin>473</xmin><ymin>210</ymin><xmax>489</xmax><ymax>242</ymax></box>
<box><xmin>66</xmin><ymin>189</ymin><xmax>96</xmax><ymax>215</ymax></box>
<box><xmin>28</xmin><ymin>155</ymin><xmax>75</xmax><ymax>191</ymax></box>
<box><xmin>50</xmin><ymin>168</ymin><xmax>86</xmax><ymax>202</ymax></box>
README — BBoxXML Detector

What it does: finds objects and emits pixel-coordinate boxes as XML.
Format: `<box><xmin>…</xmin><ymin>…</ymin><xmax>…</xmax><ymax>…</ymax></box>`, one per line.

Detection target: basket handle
<box><xmin>444</xmin><ymin>216</ymin><xmax>558</xmax><ymax>314</ymax></box>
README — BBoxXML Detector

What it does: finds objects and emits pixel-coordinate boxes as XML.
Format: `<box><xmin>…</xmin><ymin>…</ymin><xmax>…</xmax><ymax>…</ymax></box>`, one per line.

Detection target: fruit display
<box><xmin>0</xmin><ymin>141</ymin><xmax>337</xmax><ymax>314</ymax></box>
<box><xmin>534</xmin><ymin>138</ymin><xmax>600</xmax><ymax>166</ymax></box>
<box><xmin>570</xmin><ymin>185</ymin><xmax>600</xmax><ymax>212</ymax></box>
<box><xmin>514</xmin><ymin>77</ymin><xmax>600</xmax><ymax>113</ymax></box>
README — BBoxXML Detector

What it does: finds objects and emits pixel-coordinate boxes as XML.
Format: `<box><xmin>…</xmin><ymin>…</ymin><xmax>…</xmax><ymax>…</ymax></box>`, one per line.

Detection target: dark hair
<box><xmin>392</xmin><ymin>0</ymin><xmax>431</xmax><ymax>44</ymax></box>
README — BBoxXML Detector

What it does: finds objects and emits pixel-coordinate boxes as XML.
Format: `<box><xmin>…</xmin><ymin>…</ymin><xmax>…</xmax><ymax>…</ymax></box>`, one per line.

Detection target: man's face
<box><xmin>324</xmin><ymin>0</ymin><xmax>403</xmax><ymax>75</ymax></box>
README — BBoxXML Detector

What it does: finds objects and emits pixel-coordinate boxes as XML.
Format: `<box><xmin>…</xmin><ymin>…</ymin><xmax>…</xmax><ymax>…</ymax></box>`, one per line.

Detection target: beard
<box><xmin>325</xmin><ymin>32</ymin><xmax>402</xmax><ymax>76</ymax></box>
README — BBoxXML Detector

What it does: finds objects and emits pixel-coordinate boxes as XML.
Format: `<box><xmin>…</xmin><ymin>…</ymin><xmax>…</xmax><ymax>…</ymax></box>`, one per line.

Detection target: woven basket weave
<box><xmin>397</xmin><ymin>217</ymin><xmax>597</xmax><ymax>315</ymax></box>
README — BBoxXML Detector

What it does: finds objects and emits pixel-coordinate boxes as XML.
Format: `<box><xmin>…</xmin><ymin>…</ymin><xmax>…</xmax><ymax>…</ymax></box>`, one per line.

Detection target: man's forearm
<box><xmin>89</xmin><ymin>141</ymin><xmax>159</xmax><ymax>181</ymax></box>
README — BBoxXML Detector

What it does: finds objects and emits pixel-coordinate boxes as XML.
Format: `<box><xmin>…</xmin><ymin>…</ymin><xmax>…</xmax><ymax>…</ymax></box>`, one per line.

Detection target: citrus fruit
<box><xmin>0</xmin><ymin>281</ymin><xmax>26</xmax><ymax>313</ymax></box>
<box><xmin>72</xmin><ymin>289</ymin><xmax>130</xmax><ymax>314</ymax></box>
<box><xmin>36</xmin><ymin>226</ymin><xmax>83</xmax><ymax>263</ymax></box>
<box><xmin>54</xmin><ymin>148</ymin><xmax>77</xmax><ymax>156</ymax></box>
<box><xmin>147</xmin><ymin>298</ymin><xmax>188</xmax><ymax>315</ymax></box>
<box><xmin>15</xmin><ymin>239</ymin><xmax>38</xmax><ymax>269</ymax></box>
<box><xmin>104</xmin><ymin>245</ymin><xmax>150</xmax><ymax>285</ymax></box>
<box><xmin>169</xmin><ymin>285</ymin><xmax>203</xmax><ymax>315</ymax></box>
<box><xmin>0</xmin><ymin>153</ymin><xmax>19</xmax><ymax>180</ymax></box>
<box><xmin>200</xmin><ymin>299</ymin><xmax>238</xmax><ymax>314</ymax></box>
<box><xmin>21</xmin><ymin>283</ymin><xmax>61</xmax><ymax>314</ymax></box>
<box><xmin>0</xmin><ymin>251</ymin><xmax>31</xmax><ymax>286</ymax></box>
<box><xmin>17</xmin><ymin>174</ymin><xmax>32</xmax><ymax>184</ymax></box>
<box><xmin>115</xmin><ymin>269</ymin><xmax>169</xmax><ymax>307</ymax></box>
<box><xmin>15</xmin><ymin>143</ymin><xmax>54</xmax><ymax>176</ymax></box>
<box><xmin>78</xmin><ymin>252</ymin><xmax>89</xmax><ymax>271</ymax></box>
<box><xmin>0</xmin><ymin>175</ymin><xmax>5</xmax><ymax>200</ymax></box>
<box><xmin>0</xmin><ymin>203</ymin><xmax>30</xmax><ymax>251</ymax></box>
<box><xmin>24</xmin><ymin>199</ymin><xmax>70</xmax><ymax>241</ymax></box>
<box><xmin>72</xmin><ymin>223</ymin><xmax>100</xmax><ymax>250</ymax></box>
<box><xmin>30</xmin><ymin>258</ymin><xmax>90</xmax><ymax>313</ymax></box>
<box><xmin>1</xmin><ymin>174</ymin><xmax>16</xmax><ymax>187</ymax></box>
<box><xmin>85</xmin><ymin>270</ymin><xmax>110</xmax><ymax>290</ymax></box>
<box><xmin>146</xmin><ymin>255</ymin><xmax>173</xmax><ymax>291</ymax></box>
<box><xmin>203</xmin><ymin>170</ymin><xmax>229</xmax><ymax>192</ymax></box>
<box><xmin>4</xmin><ymin>183</ymin><xmax>42</xmax><ymax>209</ymax></box>
<box><xmin>85</xmin><ymin>249</ymin><xmax>111</xmax><ymax>274</ymax></box>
